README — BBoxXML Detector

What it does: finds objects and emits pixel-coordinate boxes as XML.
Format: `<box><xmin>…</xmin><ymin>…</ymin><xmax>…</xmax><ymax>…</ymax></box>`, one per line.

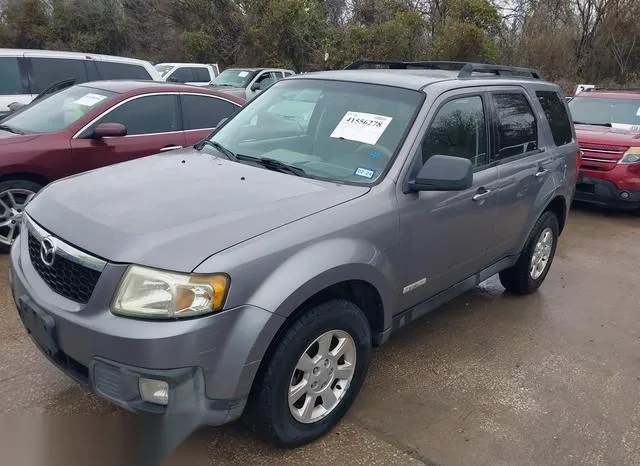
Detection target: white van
<box><xmin>155</xmin><ymin>62</ymin><xmax>220</xmax><ymax>86</ymax></box>
<box><xmin>0</xmin><ymin>49</ymin><xmax>162</xmax><ymax>116</ymax></box>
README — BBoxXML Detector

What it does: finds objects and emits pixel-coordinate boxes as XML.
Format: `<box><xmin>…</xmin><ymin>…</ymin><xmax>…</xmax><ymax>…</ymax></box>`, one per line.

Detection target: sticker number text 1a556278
<box><xmin>330</xmin><ymin>111</ymin><xmax>393</xmax><ymax>145</ymax></box>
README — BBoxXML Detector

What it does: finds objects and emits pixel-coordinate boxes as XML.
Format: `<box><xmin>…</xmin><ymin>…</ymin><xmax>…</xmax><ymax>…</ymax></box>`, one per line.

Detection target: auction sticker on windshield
<box><xmin>238</xmin><ymin>71</ymin><xmax>249</xmax><ymax>77</ymax></box>
<box><xmin>73</xmin><ymin>93</ymin><xmax>108</xmax><ymax>107</ymax></box>
<box><xmin>330</xmin><ymin>111</ymin><xmax>392</xmax><ymax>145</ymax></box>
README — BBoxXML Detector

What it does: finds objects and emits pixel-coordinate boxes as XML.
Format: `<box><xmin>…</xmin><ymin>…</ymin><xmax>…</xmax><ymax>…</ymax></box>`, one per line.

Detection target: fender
<box><xmin>245</xmin><ymin>237</ymin><xmax>397</xmax><ymax>330</ymax></box>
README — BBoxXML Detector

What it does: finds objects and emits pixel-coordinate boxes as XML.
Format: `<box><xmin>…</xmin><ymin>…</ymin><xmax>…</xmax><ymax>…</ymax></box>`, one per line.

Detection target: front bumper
<box><xmin>10</xmin><ymin>232</ymin><xmax>285</xmax><ymax>425</ymax></box>
<box><xmin>574</xmin><ymin>174</ymin><xmax>640</xmax><ymax>209</ymax></box>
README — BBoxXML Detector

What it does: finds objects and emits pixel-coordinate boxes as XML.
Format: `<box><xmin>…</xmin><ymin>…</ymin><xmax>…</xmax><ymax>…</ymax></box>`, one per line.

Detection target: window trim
<box><xmin>73</xmin><ymin>91</ymin><xmax>242</xmax><ymax>139</ymax></box>
<box><xmin>179</xmin><ymin>92</ymin><xmax>242</xmax><ymax>132</ymax></box>
<box><xmin>488</xmin><ymin>89</ymin><xmax>543</xmax><ymax>166</ymax></box>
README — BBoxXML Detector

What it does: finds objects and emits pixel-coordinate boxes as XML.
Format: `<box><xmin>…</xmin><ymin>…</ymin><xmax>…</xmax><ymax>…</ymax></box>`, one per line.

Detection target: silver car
<box><xmin>10</xmin><ymin>60</ymin><xmax>578</xmax><ymax>450</ymax></box>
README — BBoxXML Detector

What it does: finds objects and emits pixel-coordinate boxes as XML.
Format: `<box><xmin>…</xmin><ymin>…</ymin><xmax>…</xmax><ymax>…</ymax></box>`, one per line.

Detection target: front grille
<box><xmin>28</xmin><ymin>232</ymin><xmax>101</xmax><ymax>304</ymax></box>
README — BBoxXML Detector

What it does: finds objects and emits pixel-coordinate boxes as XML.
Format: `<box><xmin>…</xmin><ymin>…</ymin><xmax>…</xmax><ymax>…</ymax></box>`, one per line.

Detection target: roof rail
<box><xmin>583</xmin><ymin>86</ymin><xmax>640</xmax><ymax>92</ymax></box>
<box><xmin>344</xmin><ymin>60</ymin><xmax>542</xmax><ymax>80</ymax></box>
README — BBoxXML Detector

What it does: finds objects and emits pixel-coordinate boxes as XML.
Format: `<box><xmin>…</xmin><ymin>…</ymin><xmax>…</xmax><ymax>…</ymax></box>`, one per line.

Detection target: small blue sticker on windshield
<box><xmin>371</xmin><ymin>151</ymin><xmax>380</xmax><ymax>158</ymax></box>
<box><xmin>354</xmin><ymin>167</ymin><xmax>375</xmax><ymax>179</ymax></box>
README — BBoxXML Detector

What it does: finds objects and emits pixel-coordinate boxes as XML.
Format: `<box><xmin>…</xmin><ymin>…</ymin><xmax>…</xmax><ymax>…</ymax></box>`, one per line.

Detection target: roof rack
<box><xmin>344</xmin><ymin>60</ymin><xmax>542</xmax><ymax>80</ymax></box>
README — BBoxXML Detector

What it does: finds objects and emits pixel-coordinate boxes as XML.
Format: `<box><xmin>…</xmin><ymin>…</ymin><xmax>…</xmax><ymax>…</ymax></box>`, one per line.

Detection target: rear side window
<box><xmin>536</xmin><ymin>90</ymin><xmax>572</xmax><ymax>146</ymax></box>
<box><xmin>181</xmin><ymin>94</ymin><xmax>239</xmax><ymax>130</ymax></box>
<box><xmin>30</xmin><ymin>58</ymin><xmax>88</xmax><ymax>93</ymax></box>
<box><xmin>97</xmin><ymin>61</ymin><xmax>151</xmax><ymax>80</ymax></box>
<box><xmin>0</xmin><ymin>57</ymin><xmax>23</xmax><ymax>95</ymax></box>
<box><xmin>169</xmin><ymin>67</ymin><xmax>195</xmax><ymax>82</ymax></box>
<box><xmin>194</xmin><ymin>68</ymin><xmax>211</xmax><ymax>82</ymax></box>
<box><xmin>492</xmin><ymin>93</ymin><xmax>538</xmax><ymax>160</ymax></box>
<box><xmin>94</xmin><ymin>95</ymin><xmax>179</xmax><ymax>135</ymax></box>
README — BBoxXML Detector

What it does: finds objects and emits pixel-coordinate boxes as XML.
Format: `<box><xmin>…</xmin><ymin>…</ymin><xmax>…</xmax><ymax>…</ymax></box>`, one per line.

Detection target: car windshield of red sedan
<box><xmin>2</xmin><ymin>85</ymin><xmax>117</xmax><ymax>134</ymax></box>
<box><xmin>569</xmin><ymin>96</ymin><xmax>640</xmax><ymax>131</ymax></box>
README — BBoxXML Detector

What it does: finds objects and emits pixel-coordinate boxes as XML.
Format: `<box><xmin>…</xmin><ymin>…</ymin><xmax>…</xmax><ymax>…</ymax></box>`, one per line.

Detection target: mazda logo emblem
<box><xmin>40</xmin><ymin>236</ymin><xmax>57</xmax><ymax>267</ymax></box>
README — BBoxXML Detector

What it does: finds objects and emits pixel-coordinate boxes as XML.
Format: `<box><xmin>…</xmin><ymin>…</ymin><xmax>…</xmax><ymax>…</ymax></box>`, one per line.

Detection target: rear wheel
<box><xmin>245</xmin><ymin>299</ymin><xmax>372</xmax><ymax>448</ymax></box>
<box><xmin>0</xmin><ymin>180</ymin><xmax>41</xmax><ymax>252</ymax></box>
<box><xmin>499</xmin><ymin>210</ymin><xmax>559</xmax><ymax>295</ymax></box>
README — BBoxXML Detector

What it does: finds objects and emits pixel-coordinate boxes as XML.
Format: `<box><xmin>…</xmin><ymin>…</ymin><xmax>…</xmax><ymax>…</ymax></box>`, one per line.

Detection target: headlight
<box><xmin>619</xmin><ymin>147</ymin><xmax>640</xmax><ymax>164</ymax></box>
<box><xmin>111</xmin><ymin>265</ymin><xmax>229</xmax><ymax>319</ymax></box>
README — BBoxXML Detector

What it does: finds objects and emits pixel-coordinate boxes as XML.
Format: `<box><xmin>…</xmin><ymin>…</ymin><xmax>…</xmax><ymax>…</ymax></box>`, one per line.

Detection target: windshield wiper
<box><xmin>197</xmin><ymin>140</ymin><xmax>238</xmax><ymax>161</ymax></box>
<box><xmin>0</xmin><ymin>124</ymin><xmax>24</xmax><ymax>135</ymax></box>
<box><xmin>573</xmin><ymin>120</ymin><xmax>612</xmax><ymax>127</ymax></box>
<box><xmin>237</xmin><ymin>155</ymin><xmax>306</xmax><ymax>177</ymax></box>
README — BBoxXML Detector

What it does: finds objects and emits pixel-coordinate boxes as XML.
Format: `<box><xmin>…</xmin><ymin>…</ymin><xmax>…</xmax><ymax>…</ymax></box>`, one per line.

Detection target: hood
<box><xmin>0</xmin><ymin>130</ymin><xmax>42</xmax><ymax>145</ymax></box>
<box><xmin>26</xmin><ymin>149</ymin><xmax>369</xmax><ymax>272</ymax></box>
<box><xmin>209</xmin><ymin>86</ymin><xmax>247</xmax><ymax>98</ymax></box>
<box><xmin>575</xmin><ymin>124</ymin><xmax>640</xmax><ymax>147</ymax></box>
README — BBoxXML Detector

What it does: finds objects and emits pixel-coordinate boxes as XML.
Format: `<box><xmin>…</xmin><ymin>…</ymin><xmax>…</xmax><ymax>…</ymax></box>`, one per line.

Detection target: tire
<box><xmin>0</xmin><ymin>179</ymin><xmax>42</xmax><ymax>253</ymax></box>
<box><xmin>499</xmin><ymin>210</ymin><xmax>560</xmax><ymax>295</ymax></box>
<box><xmin>244</xmin><ymin>299</ymin><xmax>372</xmax><ymax>448</ymax></box>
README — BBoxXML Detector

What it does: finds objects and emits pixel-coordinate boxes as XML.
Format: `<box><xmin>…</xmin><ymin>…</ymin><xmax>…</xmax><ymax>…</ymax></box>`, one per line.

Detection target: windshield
<box><xmin>210</xmin><ymin>69</ymin><xmax>256</xmax><ymax>88</ymax></box>
<box><xmin>203</xmin><ymin>79</ymin><xmax>424</xmax><ymax>184</ymax></box>
<box><xmin>155</xmin><ymin>64</ymin><xmax>175</xmax><ymax>77</ymax></box>
<box><xmin>2</xmin><ymin>85</ymin><xmax>116</xmax><ymax>134</ymax></box>
<box><xmin>569</xmin><ymin>96</ymin><xmax>640</xmax><ymax>131</ymax></box>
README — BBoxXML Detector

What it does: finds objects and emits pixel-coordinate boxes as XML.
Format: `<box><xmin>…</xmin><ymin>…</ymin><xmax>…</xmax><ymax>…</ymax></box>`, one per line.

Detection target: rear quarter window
<box><xmin>97</xmin><ymin>61</ymin><xmax>152</xmax><ymax>80</ymax></box>
<box><xmin>30</xmin><ymin>58</ymin><xmax>89</xmax><ymax>93</ymax></box>
<box><xmin>536</xmin><ymin>90</ymin><xmax>573</xmax><ymax>146</ymax></box>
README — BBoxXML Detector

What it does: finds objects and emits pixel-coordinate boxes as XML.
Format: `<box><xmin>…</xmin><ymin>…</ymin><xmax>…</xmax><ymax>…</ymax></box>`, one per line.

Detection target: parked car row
<box><xmin>10</xmin><ymin>59</ymin><xmax>579</xmax><ymax>451</ymax></box>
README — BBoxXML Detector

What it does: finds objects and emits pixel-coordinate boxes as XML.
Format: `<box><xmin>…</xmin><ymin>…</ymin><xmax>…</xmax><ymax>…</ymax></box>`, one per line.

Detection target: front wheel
<box><xmin>499</xmin><ymin>210</ymin><xmax>560</xmax><ymax>295</ymax></box>
<box><xmin>245</xmin><ymin>299</ymin><xmax>372</xmax><ymax>448</ymax></box>
<box><xmin>0</xmin><ymin>180</ymin><xmax>41</xmax><ymax>252</ymax></box>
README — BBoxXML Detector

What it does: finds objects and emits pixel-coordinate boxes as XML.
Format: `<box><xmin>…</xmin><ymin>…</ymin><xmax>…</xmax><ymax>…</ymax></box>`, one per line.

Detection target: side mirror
<box><xmin>92</xmin><ymin>123</ymin><xmax>127</xmax><ymax>138</ymax></box>
<box><xmin>168</xmin><ymin>77</ymin><xmax>181</xmax><ymax>83</ymax></box>
<box><xmin>408</xmin><ymin>154</ymin><xmax>473</xmax><ymax>192</ymax></box>
<box><xmin>251</xmin><ymin>81</ymin><xmax>261</xmax><ymax>91</ymax></box>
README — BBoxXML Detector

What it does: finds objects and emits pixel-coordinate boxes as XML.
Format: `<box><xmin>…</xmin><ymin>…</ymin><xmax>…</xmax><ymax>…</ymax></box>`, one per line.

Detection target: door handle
<box><xmin>159</xmin><ymin>145</ymin><xmax>183</xmax><ymax>152</ymax></box>
<box><xmin>472</xmin><ymin>188</ymin><xmax>492</xmax><ymax>202</ymax></box>
<box><xmin>535</xmin><ymin>168</ymin><xmax>549</xmax><ymax>178</ymax></box>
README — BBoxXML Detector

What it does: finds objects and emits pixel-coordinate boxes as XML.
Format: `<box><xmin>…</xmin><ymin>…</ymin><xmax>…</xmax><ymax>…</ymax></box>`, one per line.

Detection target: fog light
<box><xmin>139</xmin><ymin>378</ymin><xmax>169</xmax><ymax>406</ymax></box>
<box><xmin>620</xmin><ymin>191</ymin><xmax>630</xmax><ymax>199</ymax></box>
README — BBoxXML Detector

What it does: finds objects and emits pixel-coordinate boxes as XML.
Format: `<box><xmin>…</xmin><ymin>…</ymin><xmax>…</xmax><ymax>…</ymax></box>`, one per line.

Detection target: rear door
<box><xmin>489</xmin><ymin>88</ymin><xmax>556</xmax><ymax>260</ymax></box>
<box><xmin>70</xmin><ymin>93</ymin><xmax>185</xmax><ymax>173</ymax></box>
<box><xmin>179</xmin><ymin>93</ymin><xmax>241</xmax><ymax>145</ymax></box>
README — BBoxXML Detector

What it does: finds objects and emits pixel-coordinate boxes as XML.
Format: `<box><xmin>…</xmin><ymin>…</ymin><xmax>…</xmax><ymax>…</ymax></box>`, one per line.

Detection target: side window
<box><xmin>536</xmin><ymin>90</ymin><xmax>572</xmax><ymax>146</ymax></box>
<box><xmin>0</xmin><ymin>57</ymin><xmax>24</xmax><ymax>95</ymax></box>
<box><xmin>255</xmin><ymin>72</ymin><xmax>278</xmax><ymax>90</ymax></box>
<box><xmin>30</xmin><ymin>58</ymin><xmax>88</xmax><ymax>93</ymax></box>
<box><xmin>169</xmin><ymin>67</ymin><xmax>195</xmax><ymax>83</ymax></box>
<box><xmin>96</xmin><ymin>61</ymin><xmax>152</xmax><ymax>80</ymax></box>
<box><xmin>492</xmin><ymin>93</ymin><xmax>538</xmax><ymax>160</ymax></box>
<box><xmin>181</xmin><ymin>94</ymin><xmax>239</xmax><ymax>130</ymax></box>
<box><xmin>94</xmin><ymin>95</ymin><xmax>179</xmax><ymax>135</ymax></box>
<box><xmin>420</xmin><ymin>95</ymin><xmax>488</xmax><ymax>168</ymax></box>
<box><xmin>194</xmin><ymin>67</ymin><xmax>211</xmax><ymax>82</ymax></box>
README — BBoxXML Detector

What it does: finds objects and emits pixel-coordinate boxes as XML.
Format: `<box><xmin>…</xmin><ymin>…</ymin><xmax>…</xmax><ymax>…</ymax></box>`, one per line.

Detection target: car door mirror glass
<box><xmin>251</xmin><ymin>81</ymin><xmax>261</xmax><ymax>91</ymax></box>
<box><xmin>92</xmin><ymin>122</ymin><xmax>127</xmax><ymax>138</ymax></box>
<box><xmin>409</xmin><ymin>154</ymin><xmax>473</xmax><ymax>191</ymax></box>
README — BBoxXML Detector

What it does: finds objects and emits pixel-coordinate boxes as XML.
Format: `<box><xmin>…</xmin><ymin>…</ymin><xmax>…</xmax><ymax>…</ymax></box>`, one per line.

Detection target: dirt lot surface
<box><xmin>0</xmin><ymin>205</ymin><xmax>638</xmax><ymax>466</ymax></box>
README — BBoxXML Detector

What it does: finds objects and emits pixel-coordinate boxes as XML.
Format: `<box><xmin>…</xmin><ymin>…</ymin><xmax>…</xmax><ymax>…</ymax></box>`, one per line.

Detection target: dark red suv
<box><xmin>0</xmin><ymin>81</ymin><xmax>245</xmax><ymax>248</ymax></box>
<box><xmin>568</xmin><ymin>89</ymin><xmax>640</xmax><ymax>209</ymax></box>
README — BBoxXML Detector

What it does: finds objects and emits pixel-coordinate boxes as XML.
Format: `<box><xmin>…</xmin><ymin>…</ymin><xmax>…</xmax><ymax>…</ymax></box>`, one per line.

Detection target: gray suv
<box><xmin>10</xmin><ymin>60</ymin><xmax>578</xmax><ymax>448</ymax></box>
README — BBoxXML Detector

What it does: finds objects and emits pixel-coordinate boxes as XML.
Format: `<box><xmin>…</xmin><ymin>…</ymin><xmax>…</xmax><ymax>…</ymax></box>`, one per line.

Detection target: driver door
<box><xmin>70</xmin><ymin>93</ymin><xmax>185</xmax><ymax>174</ymax></box>
<box><xmin>397</xmin><ymin>91</ymin><xmax>501</xmax><ymax>310</ymax></box>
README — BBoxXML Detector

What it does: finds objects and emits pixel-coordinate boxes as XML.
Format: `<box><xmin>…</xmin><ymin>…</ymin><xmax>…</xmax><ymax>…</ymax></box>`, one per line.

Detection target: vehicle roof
<box><xmin>224</xmin><ymin>67</ymin><xmax>293</xmax><ymax>72</ymax></box>
<box><xmin>575</xmin><ymin>90</ymin><xmax>640</xmax><ymax>100</ymax></box>
<box><xmin>0</xmin><ymin>48</ymin><xmax>153</xmax><ymax>66</ymax></box>
<box><xmin>289</xmin><ymin>69</ymin><xmax>554</xmax><ymax>91</ymax></box>
<box><xmin>76</xmin><ymin>80</ymin><xmax>246</xmax><ymax>103</ymax></box>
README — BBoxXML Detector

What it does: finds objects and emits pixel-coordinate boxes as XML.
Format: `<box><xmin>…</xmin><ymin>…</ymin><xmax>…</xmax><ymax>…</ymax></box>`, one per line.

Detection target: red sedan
<box><xmin>0</xmin><ymin>81</ymin><xmax>245</xmax><ymax>248</ymax></box>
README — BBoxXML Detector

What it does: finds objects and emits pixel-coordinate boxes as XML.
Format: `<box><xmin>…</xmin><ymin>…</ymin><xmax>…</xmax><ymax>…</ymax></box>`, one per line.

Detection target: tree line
<box><xmin>1</xmin><ymin>0</ymin><xmax>638</xmax><ymax>92</ymax></box>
